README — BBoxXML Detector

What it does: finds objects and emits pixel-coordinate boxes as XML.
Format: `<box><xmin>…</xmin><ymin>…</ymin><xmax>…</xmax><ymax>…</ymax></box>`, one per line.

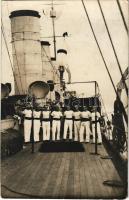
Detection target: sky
<box><xmin>1</xmin><ymin>0</ymin><xmax>128</xmax><ymax>118</ymax></box>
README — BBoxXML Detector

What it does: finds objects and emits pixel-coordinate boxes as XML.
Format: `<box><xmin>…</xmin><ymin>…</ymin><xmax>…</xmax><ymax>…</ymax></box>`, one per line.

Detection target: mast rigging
<box><xmin>97</xmin><ymin>0</ymin><xmax>128</xmax><ymax>95</ymax></box>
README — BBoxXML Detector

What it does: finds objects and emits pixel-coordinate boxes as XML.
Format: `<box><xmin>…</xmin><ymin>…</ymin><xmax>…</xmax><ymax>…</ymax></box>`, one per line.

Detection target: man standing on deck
<box><xmin>91</xmin><ymin>107</ymin><xmax>102</xmax><ymax>144</ymax></box>
<box><xmin>79</xmin><ymin>106</ymin><xmax>91</xmax><ymax>143</ymax></box>
<box><xmin>51</xmin><ymin>106</ymin><xmax>62</xmax><ymax>141</ymax></box>
<box><xmin>22</xmin><ymin>105</ymin><xmax>32</xmax><ymax>143</ymax></box>
<box><xmin>33</xmin><ymin>107</ymin><xmax>41</xmax><ymax>142</ymax></box>
<box><xmin>63</xmin><ymin>106</ymin><xmax>73</xmax><ymax>140</ymax></box>
<box><xmin>41</xmin><ymin>106</ymin><xmax>51</xmax><ymax>141</ymax></box>
<box><xmin>73</xmin><ymin>106</ymin><xmax>81</xmax><ymax>141</ymax></box>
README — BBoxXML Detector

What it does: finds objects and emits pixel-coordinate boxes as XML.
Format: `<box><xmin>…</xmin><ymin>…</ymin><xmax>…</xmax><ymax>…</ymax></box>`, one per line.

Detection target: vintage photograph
<box><xmin>1</xmin><ymin>0</ymin><xmax>128</xmax><ymax>198</ymax></box>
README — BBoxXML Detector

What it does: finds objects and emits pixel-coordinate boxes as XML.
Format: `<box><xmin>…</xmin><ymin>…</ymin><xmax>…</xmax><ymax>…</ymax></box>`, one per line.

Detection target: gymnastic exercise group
<box><xmin>22</xmin><ymin>105</ymin><xmax>102</xmax><ymax>144</ymax></box>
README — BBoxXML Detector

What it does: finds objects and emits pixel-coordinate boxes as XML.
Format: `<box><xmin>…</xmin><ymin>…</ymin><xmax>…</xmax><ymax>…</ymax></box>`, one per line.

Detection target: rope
<box><xmin>97</xmin><ymin>0</ymin><xmax>128</xmax><ymax>95</ymax></box>
<box><xmin>4</xmin><ymin>2</ymin><xmax>24</xmax><ymax>94</ymax></box>
<box><xmin>6</xmin><ymin>2</ymin><xmax>24</xmax><ymax>94</ymax></box>
<box><xmin>116</xmin><ymin>0</ymin><xmax>128</xmax><ymax>34</ymax></box>
<box><xmin>81</xmin><ymin>0</ymin><xmax>118</xmax><ymax>97</ymax></box>
<box><xmin>12</xmin><ymin>40</ymin><xmax>25</xmax><ymax>94</ymax></box>
<box><xmin>23</xmin><ymin>33</ymin><xmax>28</xmax><ymax>94</ymax></box>
<box><xmin>41</xmin><ymin>45</ymin><xmax>59</xmax><ymax>81</ymax></box>
<box><xmin>81</xmin><ymin>0</ymin><xmax>128</xmax><ymax>125</ymax></box>
<box><xmin>1</xmin><ymin>21</ymin><xmax>20</xmax><ymax>95</ymax></box>
<box><xmin>97</xmin><ymin>84</ymin><xmax>109</xmax><ymax>120</ymax></box>
<box><xmin>1</xmin><ymin>184</ymin><xmax>45</xmax><ymax>198</ymax></box>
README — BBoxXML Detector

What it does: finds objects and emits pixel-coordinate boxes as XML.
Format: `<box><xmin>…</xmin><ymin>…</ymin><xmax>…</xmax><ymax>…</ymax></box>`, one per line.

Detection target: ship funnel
<box><xmin>10</xmin><ymin>10</ymin><xmax>43</xmax><ymax>95</ymax></box>
<box><xmin>28</xmin><ymin>81</ymin><xmax>50</xmax><ymax>99</ymax></box>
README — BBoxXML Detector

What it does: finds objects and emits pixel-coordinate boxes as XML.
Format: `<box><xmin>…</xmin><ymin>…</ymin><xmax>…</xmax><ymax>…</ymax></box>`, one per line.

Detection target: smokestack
<box><xmin>10</xmin><ymin>10</ymin><xmax>43</xmax><ymax>95</ymax></box>
<box><xmin>41</xmin><ymin>41</ymin><xmax>55</xmax><ymax>81</ymax></box>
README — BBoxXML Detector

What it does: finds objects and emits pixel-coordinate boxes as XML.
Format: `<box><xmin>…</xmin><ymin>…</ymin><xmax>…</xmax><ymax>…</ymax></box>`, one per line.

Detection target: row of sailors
<box><xmin>22</xmin><ymin>106</ymin><xmax>105</xmax><ymax>144</ymax></box>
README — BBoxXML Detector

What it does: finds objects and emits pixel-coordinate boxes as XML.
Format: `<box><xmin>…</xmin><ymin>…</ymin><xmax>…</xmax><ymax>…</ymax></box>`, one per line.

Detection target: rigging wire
<box><xmin>81</xmin><ymin>0</ymin><xmax>118</xmax><ymax>97</ymax></box>
<box><xmin>1</xmin><ymin>21</ymin><xmax>20</xmax><ymax>95</ymax></box>
<box><xmin>97</xmin><ymin>0</ymin><xmax>128</xmax><ymax>95</ymax></box>
<box><xmin>13</xmin><ymin>37</ymin><xmax>24</xmax><ymax>93</ymax></box>
<box><xmin>12</xmin><ymin>37</ymin><xmax>24</xmax><ymax>94</ymax></box>
<box><xmin>81</xmin><ymin>0</ymin><xmax>128</xmax><ymax>124</ymax></box>
<box><xmin>116</xmin><ymin>0</ymin><xmax>128</xmax><ymax>34</ymax></box>
<box><xmin>97</xmin><ymin>85</ymin><xmax>109</xmax><ymax>121</ymax></box>
<box><xmin>7</xmin><ymin>2</ymin><xmax>24</xmax><ymax>94</ymax></box>
<box><xmin>4</xmin><ymin>2</ymin><xmax>24</xmax><ymax>95</ymax></box>
<box><xmin>41</xmin><ymin>45</ymin><xmax>59</xmax><ymax>80</ymax></box>
<box><xmin>3</xmin><ymin>1</ymin><xmax>20</xmax><ymax>94</ymax></box>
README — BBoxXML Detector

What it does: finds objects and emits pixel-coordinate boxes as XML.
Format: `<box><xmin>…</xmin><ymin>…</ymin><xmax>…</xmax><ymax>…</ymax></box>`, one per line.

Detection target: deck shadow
<box><xmin>39</xmin><ymin>141</ymin><xmax>85</xmax><ymax>152</ymax></box>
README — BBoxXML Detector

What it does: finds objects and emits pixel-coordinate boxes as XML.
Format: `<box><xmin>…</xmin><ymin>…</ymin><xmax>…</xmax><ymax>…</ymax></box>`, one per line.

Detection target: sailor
<box><xmin>42</xmin><ymin>106</ymin><xmax>51</xmax><ymax>141</ymax></box>
<box><xmin>107</xmin><ymin>120</ymin><xmax>113</xmax><ymax>141</ymax></box>
<box><xmin>33</xmin><ymin>107</ymin><xmax>41</xmax><ymax>142</ymax></box>
<box><xmin>22</xmin><ymin>106</ymin><xmax>32</xmax><ymax>143</ymax></box>
<box><xmin>63</xmin><ymin>106</ymin><xmax>73</xmax><ymax>140</ymax></box>
<box><xmin>99</xmin><ymin>114</ymin><xmax>106</xmax><ymax>135</ymax></box>
<box><xmin>79</xmin><ymin>106</ymin><xmax>91</xmax><ymax>143</ymax></box>
<box><xmin>73</xmin><ymin>106</ymin><xmax>81</xmax><ymax>141</ymax></box>
<box><xmin>91</xmin><ymin>107</ymin><xmax>102</xmax><ymax>144</ymax></box>
<box><xmin>51</xmin><ymin>106</ymin><xmax>62</xmax><ymax>141</ymax></box>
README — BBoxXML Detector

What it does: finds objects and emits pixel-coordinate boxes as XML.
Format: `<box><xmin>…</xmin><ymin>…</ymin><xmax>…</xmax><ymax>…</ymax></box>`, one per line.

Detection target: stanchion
<box><xmin>31</xmin><ymin>96</ymin><xmax>34</xmax><ymax>153</ymax></box>
<box><xmin>90</xmin><ymin>81</ymin><xmax>99</xmax><ymax>155</ymax></box>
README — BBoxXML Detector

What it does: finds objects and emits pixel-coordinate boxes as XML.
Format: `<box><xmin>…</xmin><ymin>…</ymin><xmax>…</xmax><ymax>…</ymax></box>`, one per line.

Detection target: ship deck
<box><xmin>1</xmin><ymin>141</ymin><xmax>126</xmax><ymax>198</ymax></box>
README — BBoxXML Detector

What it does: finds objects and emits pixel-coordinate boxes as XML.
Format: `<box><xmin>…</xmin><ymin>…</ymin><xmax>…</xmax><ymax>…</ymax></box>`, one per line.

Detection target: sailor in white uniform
<box><xmin>23</xmin><ymin>107</ymin><xmax>32</xmax><ymax>143</ymax></box>
<box><xmin>79</xmin><ymin>107</ymin><xmax>91</xmax><ymax>143</ymax></box>
<box><xmin>91</xmin><ymin>107</ymin><xmax>102</xmax><ymax>144</ymax></box>
<box><xmin>63</xmin><ymin>106</ymin><xmax>73</xmax><ymax>140</ymax></box>
<box><xmin>51</xmin><ymin>106</ymin><xmax>62</xmax><ymax>141</ymax></box>
<box><xmin>33</xmin><ymin>108</ymin><xmax>41</xmax><ymax>142</ymax></box>
<box><xmin>73</xmin><ymin>106</ymin><xmax>81</xmax><ymax>141</ymax></box>
<box><xmin>106</xmin><ymin>120</ymin><xmax>113</xmax><ymax>141</ymax></box>
<box><xmin>42</xmin><ymin>106</ymin><xmax>51</xmax><ymax>141</ymax></box>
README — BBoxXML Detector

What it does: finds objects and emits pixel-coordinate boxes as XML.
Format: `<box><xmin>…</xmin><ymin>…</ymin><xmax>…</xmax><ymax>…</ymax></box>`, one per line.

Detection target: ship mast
<box><xmin>50</xmin><ymin>0</ymin><xmax>57</xmax><ymax>60</ymax></box>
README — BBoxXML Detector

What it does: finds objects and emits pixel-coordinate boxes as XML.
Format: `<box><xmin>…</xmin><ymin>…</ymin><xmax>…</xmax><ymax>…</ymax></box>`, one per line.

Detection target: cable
<box><xmin>97</xmin><ymin>0</ymin><xmax>128</xmax><ymax>95</ymax></box>
<box><xmin>5</xmin><ymin>1</ymin><xmax>21</xmax><ymax>94</ymax></box>
<box><xmin>41</xmin><ymin>45</ymin><xmax>59</xmax><ymax>81</ymax></box>
<box><xmin>3</xmin><ymin>2</ymin><xmax>24</xmax><ymax>94</ymax></box>
<box><xmin>81</xmin><ymin>0</ymin><xmax>118</xmax><ymax>97</ymax></box>
<box><xmin>12</xmin><ymin>40</ymin><xmax>24</xmax><ymax>94</ymax></box>
<box><xmin>1</xmin><ymin>21</ymin><xmax>20</xmax><ymax>95</ymax></box>
<box><xmin>1</xmin><ymin>184</ymin><xmax>45</xmax><ymax>198</ymax></box>
<box><xmin>116</xmin><ymin>0</ymin><xmax>128</xmax><ymax>34</ymax></box>
<box><xmin>6</xmin><ymin>2</ymin><xmax>24</xmax><ymax>94</ymax></box>
<box><xmin>81</xmin><ymin>0</ymin><xmax>128</xmax><ymax>125</ymax></box>
<box><xmin>23</xmin><ymin>38</ymin><xmax>28</xmax><ymax>94</ymax></box>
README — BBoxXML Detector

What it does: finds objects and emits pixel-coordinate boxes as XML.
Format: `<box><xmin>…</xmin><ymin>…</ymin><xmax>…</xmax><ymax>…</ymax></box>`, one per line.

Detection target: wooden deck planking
<box><xmin>65</xmin><ymin>152</ymin><xmax>74</xmax><ymax>197</ymax></box>
<box><xmin>58</xmin><ymin>152</ymin><xmax>71</xmax><ymax>198</ymax></box>
<box><xmin>73</xmin><ymin>152</ymin><xmax>81</xmax><ymax>197</ymax></box>
<box><xmin>44</xmin><ymin>153</ymin><xmax>63</xmax><ymax>197</ymax></box>
<box><xmin>23</xmin><ymin>153</ymin><xmax>54</xmax><ymax>196</ymax></box>
<box><xmin>52</xmin><ymin>152</ymin><xmax>67</xmax><ymax>198</ymax></box>
<box><xmin>1</xmin><ymin>142</ymin><xmax>125</xmax><ymax>198</ymax></box>
<box><xmin>38</xmin><ymin>153</ymin><xmax>57</xmax><ymax>196</ymax></box>
<box><xmin>85</xmin><ymin>144</ymin><xmax>99</xmax><ymax>198</ymax></box>
<box><xmin>98</xmin><ymin>150</ymin><xmax>124</xmax><ymax>197</ymax></box>
<box><xmin>3</xmin><ymin>152</ymin><xmax>37</xmax><ymax>189</ymax></box>
<box><xmin>94</xmin><ymin>152</ymin><xmax>113</xmax><ymax>197</ymax></box>
<box><xmin>78</xmin><ymin>152</ymin><xmax>88</xmax><ymax>198</ymax></box>
<box><xmin>82</xmin><ymin>145</ymin><xmax>95</xmax><ymax>197</ymax></box>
